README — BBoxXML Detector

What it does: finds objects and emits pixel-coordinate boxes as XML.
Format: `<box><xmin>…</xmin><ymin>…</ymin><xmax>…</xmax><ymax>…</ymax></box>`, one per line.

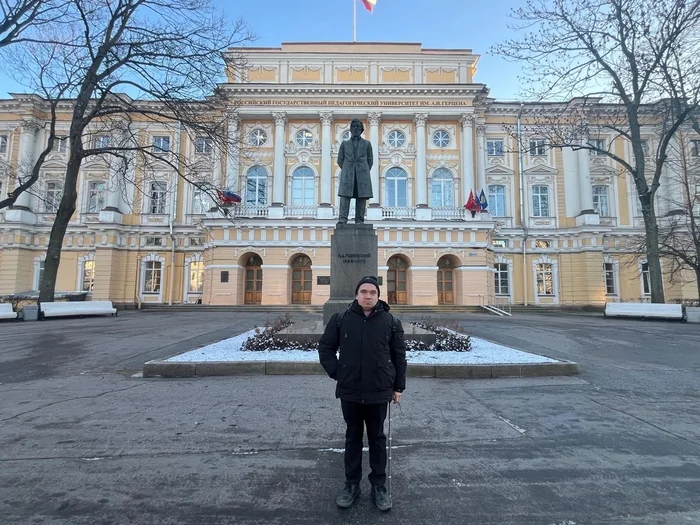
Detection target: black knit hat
<box><xmin>355</xmin><ymin>276</ymin><xmax>380</xmax><ymax>297</ymax></box>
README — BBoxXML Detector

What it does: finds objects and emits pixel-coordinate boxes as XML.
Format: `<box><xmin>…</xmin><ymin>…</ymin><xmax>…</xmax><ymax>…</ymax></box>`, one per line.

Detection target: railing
<box><xmin>228</xmin><ymin>205</ymin><xmax>269</xmax><ymax>218</ymax></box>
<box><xmin>141</xmin><ymin>213</ymin><xmax>169</xmax><ymax>226</ymax></box>
<box><xmin>382</xmin><ymin>207</ymin><xmax>416</xmax><ymax>220</ymax></box>
<box><xmin>432</xmin><ymin>207</ymin><xmax>467</xmax><ymax>220</ymax></box>
<box><xmin>283</xmin><ymin>205</ymin><xmax>317</xmax><ymax>218</ymax></box>
<box><xmin>474</xmin><ymin>294</ymin><xmax>512</xmax><ymax>316</ymax></box>
<box><xmin>599</xmin><ymin>216</ymin><xmax>618</xmax><ymax>227</ymax></box>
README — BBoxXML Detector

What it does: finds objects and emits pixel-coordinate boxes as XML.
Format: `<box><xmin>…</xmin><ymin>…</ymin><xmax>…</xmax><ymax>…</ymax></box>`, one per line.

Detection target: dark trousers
<box><xmin>341</xmin><ymin>400</ymin><xmax>388</xmax><ymax>486</ymax></box>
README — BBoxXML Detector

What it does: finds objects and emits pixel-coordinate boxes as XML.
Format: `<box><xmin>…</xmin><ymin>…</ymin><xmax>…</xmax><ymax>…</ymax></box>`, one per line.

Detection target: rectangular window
<box><xmin>190</xmin><ymin>237</ymin><xmax>204</xmax><ymax>247</ymax></box>
<box><xmin>0</xmin><ymin>134</ymin><xmax>7</xmax><ymax>154</ymax></box>
<box><xmin>642</xmin><ymin>263</ymin><xmax>650</xmax><ymax>295</ymax></box>
<box><xmin>87</xmin><ymin>181</ymin><xmax>106</xmax><ymax>213</ymax></box>
<box><xmin>82</xmin><ymin>260</ymin><xmax>95</xmax><ymax>292</ymax></box>
<box><xmin>531</xmin><ymin>185</ymin><xmax>550</xmax><ymax>217</ymax></box>
<box><xmin>604</xmin><ymin>262</ymin><xmax>616</xmax><ymax>295</ymax></box>
<box><xmin>588</xmin><ymin>139</ymin><xmax>606</xmax><ymax>155</ymax></box>
<box><xmin>529</xmin><ymin>139</ymin><xmax>546</xmax><ymax>156</ymax></box>
<box><xmin>536</xmin><ymin>263</ymin><xmax>554</xmax><ymax>296</ymax></box>
<box><xmin>488</xmin><ymin>185</ymin><xmax>506</xmax><ymax>217</ymax></box>
<box><xmin>52</xmin><ymin>137</ymin><xmax>68</xmax><ymax>153</ymax></box>
<box><xmin>690</xmin><ymin>140</ymin><xmax>700</xmax><ymax>157</ymax></box>
<box><xmin>487</xmin><ymin>139</ymin><xmax>504</xmax><ymax>156</ymax></box>
<box><xmin>640</xmin><ymin>139</ymin><xmax>649</xmax><ymax>157</ymax></box>
<box><xmin>152</xmin><ymin>136</ymin><xmax>170</xmax><ymax>154</ymax></box>
<box><xmin>535</xmin><ymin>239</ymin><xmax>551</xmax><ymax>248</ymax></box>
<box><xmin>192</xmin><ymin>187</ymin><xmax>212</xmax><ymax>214</ymax></box>
<box><xmin>36</xmin><ymin>260</ymin><xmax>45</xmax><ymax>290</ymax></box>
<box><xmin>92</xmin><ymin>135</ymin><xmax>110</xmax><ymax>149</ymax></box>
<box><xmin>494</xmin><ymin>263</ymin><xmax>509</xmax><ymax>295</ymax></box>
<box><xmin>145</xmin><ymin>237</ymin><xmax>163</xmax><ymax>246</ymax></box>
<box><xmin>45</xmin><ymin>181</ymin><xmax>63</xmax><ymax>212</ymax></box>
<box><xmin>493</xmin><ymin>239</ymin><xmax>507</xmax><ymax>248</ymax></box>
<box><xmin>189</xmin><ymin>261</ymin><xmax>204</xmax><ymax>292</ymax></box>
<box><xmin>592</xmin><ymin>185</ymin><xmax>610</xmax><ymax>216</ymax></box>
<box><xmin>143</xmin><ymin>261</ymin><xmax>162</xmax><ymax>293</ymax></box>
<box><xmin>149</xmin><ymin>182</ymin><xmax>167</xmax><ymax>214</ymax></box>
<box><xmin>194</xmin><ymin>137</ymin><xmax>213</xmax><ymax>155</ymax></box>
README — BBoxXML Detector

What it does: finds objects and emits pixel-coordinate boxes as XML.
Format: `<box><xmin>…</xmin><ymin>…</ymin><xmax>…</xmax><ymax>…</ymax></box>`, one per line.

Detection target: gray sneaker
<box><xmin>336</xmin><ymin>482</ymin><xmax>360</xmax><ymax>508</ymax></box>
<box><xmin>371</xmin><ymin>484</ymin><xmax>392</xmax><ymax>511</ymax></box>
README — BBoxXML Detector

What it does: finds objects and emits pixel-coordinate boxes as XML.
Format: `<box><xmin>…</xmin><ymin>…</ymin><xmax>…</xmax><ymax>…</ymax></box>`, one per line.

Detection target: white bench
<box><xmin>40</xmin><ymin>300</ymin><xmax>117</xmax><ymax>319</ymax></box>
<box><xmin>0</xmin><ymin>303</ymin><xmax>18</xmax><ymax>320</ymax></box>
<box><xmin>604</xmin><ymin>302</ymin><xmax>686</xmax><ymax>322</ymax></box>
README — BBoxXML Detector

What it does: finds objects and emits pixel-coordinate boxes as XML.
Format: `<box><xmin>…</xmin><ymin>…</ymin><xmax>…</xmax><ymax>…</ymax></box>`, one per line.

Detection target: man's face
<box><xmin>350</xmin><ymin>121</ymin><xmax>363</xmax><ymax>138</ymax></box>
<box><xmin>356</xmin><ymin>283</ymin><xmax>379</xmax><ymax>310</ymax></box>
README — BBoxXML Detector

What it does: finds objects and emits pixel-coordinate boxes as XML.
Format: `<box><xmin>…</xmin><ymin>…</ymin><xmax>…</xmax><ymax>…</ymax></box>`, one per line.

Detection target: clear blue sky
<box><xmin>0</xmin><ymin>0</ymin><xmax>528</xmax><ymax>100</ymax></box>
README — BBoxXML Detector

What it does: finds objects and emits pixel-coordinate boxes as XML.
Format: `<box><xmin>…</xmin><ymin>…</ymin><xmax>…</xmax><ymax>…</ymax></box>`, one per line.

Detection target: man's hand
<box><xmin>392</xmin><ymin>391</ymin><xmax>402</xmax><ymax>404</ymax></box>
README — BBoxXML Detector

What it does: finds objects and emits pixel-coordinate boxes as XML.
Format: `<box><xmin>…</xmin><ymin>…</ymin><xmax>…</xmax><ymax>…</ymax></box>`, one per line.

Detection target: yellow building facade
<box><xmin>0</xmin><ymin>42</ymin><xmax>698</xmax><ymax>307</ymax></box>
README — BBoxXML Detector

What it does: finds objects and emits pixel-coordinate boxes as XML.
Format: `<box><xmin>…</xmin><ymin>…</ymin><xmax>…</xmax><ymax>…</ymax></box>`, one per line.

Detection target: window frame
<box><xmin>295</xmin><ymin>129</ymin><xmax>313</xmax><ymax>147</ymax></box>
<box><xmin>430</xmin><ymin>168</ymin><xmax>454</xmax><ymax>207</ymax></box>
<box><xmin>87</xmin><ymin>180</ymin><xmax>106</xmax><ymax>213</ymax></box>
<box><xmin>92</xmin><ymin>135</ymin><xmax>110</xmax><ymax>150</ymax></box>
<box><xmin>604</xmin><ymin>262</ymin><xmax>616</xmax><ymax>295</ymax></box>
<box><xmin>249</xmin><ymin>128</ymin><xmax>268</xmax><ymax>147</ymax></box>
<box><xmin>0</xmin><ymin>134</ymin><xmax>8</xmax><ymax>154</ymax></box>
<box><xmin>494</xmin><ymin>262</ymin><xmax>510</xmax><ymax>296</ymax></box>
<box><xmin>82</xmin><ymin>259</ymin><xmax>96</xmax><ymax>292</ymax></box>
<box><xmin>536</xmin><ymin>263</ymin><xmax>554</xmax><ymax>296</ymax></box>
<box><xmin>152</xmin><ymin>135</ymin><xmax>170</xmax><ymax>154</ymax></box>
<box><xmin>488</xmin><ymin>184</ymin><xmax>506</xmax><ymax>217</ymax></box>
<box><xmin>529</xmin><ymin>139</ymin><xmax>546</xmax><ymax>156</ymax></box>
<box><xmin>487</xmin><ymin>139</ymin><xmax>504</xmax><ymax>156</ymax></box>
<box><xmin>385</xmin><ymin>167</ymin><xmax>408</xmax><ymax>207</ymax></box>
<box><xmin>245</xmin><ymin>165</ymin><xmax>268</xmax><ymax>206</ymax></box>
<box><xmin>432</xmin><ymin>129</ymin><xmax>450</xmax><ymax>148</ymax></box>
<box><xmin>387</xmin><ymin>130</ymin><xmax>406</xmax><ymax>149</ymax></box>
<box><xmin>52</xmin><ymin>136</ymin><xmax>68</xmax><ymax>153</ymax></box>
<box><xmin>291</xmin><ymin>166</ymin><xmax>315</xmax><ymax>206</ymax></box>
<box><xmin>592</xmin><ymin>185</ymin><xmax>611</xmax><ymax>217</ymax></box>
<box><xmin>641</xmin><ymin>262</ymin><xmax>651</xmax><ymax>296</ymax></box>
<box><xmin>342</xmin><ymin>130</ymin><xmax>351</xmax><ymax>141</ymax></box>
<box><xmin>188</xmin><ymin>260</ymin><xmax>205</xmax><ymax>293</ymax></box>
<box><xmin>191</xmin><ymin>187</ymin><xmax>213</xmax><ymax>214</ymax></box>
<box><xmin>588</xmin><ymin>138</ymin><xmax>606</xmax><ymax>155</ymax></box>
<box><xmin>194</xmin><ymin>136</ymin><xmax>213</xmax><ymax>155</ymax></box>
<box><xmin>531</xmin><ymin>185</ymin><xmax>550</xmax><ymax>217</ymax></box>
<box><xmin>149</xmin><ymin>181</ymin><xmax>168</xmax><ymax>214</ymax></box>
<box><xmin>143</xmin><ymin>261</ymin><xmax>162</xmax><ymax>293</ymax></box>
<box><xmin>44</xmin><ymin>181</ymin><xmax>63</xmax><ymax>212</ymax></box>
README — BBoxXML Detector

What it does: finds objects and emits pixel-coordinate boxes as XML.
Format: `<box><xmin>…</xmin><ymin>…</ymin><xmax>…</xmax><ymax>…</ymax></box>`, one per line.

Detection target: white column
<box><xmin>476</xmin><ymin>124</ymin><xmax>487</xmax><ymax>196</ymax></box>
<box><xmin>414</xmin><ymin>113</ymin><xmax>428</xmax><ymax>207</ymax></box>
<box><xmin>226</xmin><ymin>116</ymin><xmax>240</xmax><ymax>190</ymax></box>
<box><xmin>578</xmin><ymin>142</ymin><xmax>594</xmax><ymax>214</ymax></box>
<box><xmin>272</xmin><ymin>112</ymin><xmax>287</xmax><ymax>205</ymax></box>
<box><xmin>368</xmin><ymin>112</ymin><xmax>381</xmax><ymax>205</ymax></box>
<box><xmin>665</xmin><ymin>136</ymin><xmax>684</xmax><ymax>214</ymax></box>
<box><xmin>13</xmin><ymin>122</ymin><xmax>39</xmax><ymax>210</ymax></box>
<box><xmin>460</xmin><ymin>114</ymin><xmax>475</xmax><ymax>207</ymax></box>
<box><xmin>320</xmin><ymin>112</ymin><xmax>333</xmax><ymax>206</ymax></box>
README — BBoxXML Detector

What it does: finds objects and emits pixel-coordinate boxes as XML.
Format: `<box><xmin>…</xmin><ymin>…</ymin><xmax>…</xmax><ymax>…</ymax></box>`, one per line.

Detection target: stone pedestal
<box><xmin>323</xmin><ymin>223</ymin><xmax>378</xmax><ymax>324</ymax></box>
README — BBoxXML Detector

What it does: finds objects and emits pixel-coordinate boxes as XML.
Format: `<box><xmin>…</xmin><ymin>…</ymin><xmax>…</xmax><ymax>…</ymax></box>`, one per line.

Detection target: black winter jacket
<box><xmin>318</xmin><ymin>300</ymin><xmax>407</xmax><ymax>404</ymax></box>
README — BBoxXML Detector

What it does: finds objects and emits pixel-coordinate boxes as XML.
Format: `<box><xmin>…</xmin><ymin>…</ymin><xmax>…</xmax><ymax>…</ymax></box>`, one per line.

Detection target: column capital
<box><xmin>460</xmin><ymin>113</ymin><xmax>476</xmax><ymax>129</ymax></box>
<box><xmin>272</xmin><ymin>112</ymin><xmax>288</xmax><ymax>126</ymax></box>
<box><xmin>20</xmin><ymin>118</ymin><xmax>41</xmax><ymax>134</ymax></box>
<box><xmin>414</xmin><ymin>113</ymin><xmax>429</xmax><ymax>127</ymax></box>
<box><xmin>319</xmin><ymin>112</ymin><xmax>334</xmax><ymax>127</ymax></box>
<box><xmin>476</xmin><ymin>124</ymin><xmax>487</xmax><ymax>137</ymax></box>
<box><xmin>367</xmin><ymin>112</ymin><xmax>382</xmax><ymax>126</ymax></box>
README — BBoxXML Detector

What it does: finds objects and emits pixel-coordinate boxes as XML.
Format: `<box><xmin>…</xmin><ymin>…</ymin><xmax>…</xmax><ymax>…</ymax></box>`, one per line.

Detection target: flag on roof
<box><xmin>361</xmin><ymin>0</ymin><xmax>377</xmax><ymax>12</ymax></box>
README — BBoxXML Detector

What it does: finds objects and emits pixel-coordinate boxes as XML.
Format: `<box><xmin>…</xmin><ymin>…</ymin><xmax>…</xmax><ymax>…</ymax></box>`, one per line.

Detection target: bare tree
<box><xmin>494</xmin><ymin>0</ymin><xmax>700</xmax><ymax>303</ymax></box>
<box><xmin>0</xmin><ymin>0</ymin><xmax>69</xmax><ymax>48</ymax></box>
<box><xmin>1</xmin><ymin>0</ymin><xmax>253</xmax><ymax>303</ymax></box>
<box><xmin>654</xmin><ymin>131</ymin><xmax>700</xmax><ymax>298</ymax></box>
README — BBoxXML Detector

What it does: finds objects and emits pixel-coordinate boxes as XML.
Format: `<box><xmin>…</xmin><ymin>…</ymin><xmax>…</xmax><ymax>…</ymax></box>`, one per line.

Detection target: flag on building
<box><xmin>217</xmin><ymin>189</ymin><xmax>242</xmax><ymax>205</ymax></box>
<box><xmin>465</xmin><ymin>190</ymin><xmax>478</xmax><ymax>217</ymax></box>
<box><xmin>361</xmin><ymin>0</ymin><xmax>377</xmax><ymax>12</ymax></box>
<box><xmin>479</xmin><ymin>189</ymin><xmax>488</xmax><ymax>212</ymax></box>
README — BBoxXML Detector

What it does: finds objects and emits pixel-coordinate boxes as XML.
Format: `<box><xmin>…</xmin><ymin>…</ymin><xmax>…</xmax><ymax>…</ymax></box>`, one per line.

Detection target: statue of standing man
<box><xmin>337</xmin><ymin>119</ymin><xmax>373</xmax><ymax>224</ymax></box>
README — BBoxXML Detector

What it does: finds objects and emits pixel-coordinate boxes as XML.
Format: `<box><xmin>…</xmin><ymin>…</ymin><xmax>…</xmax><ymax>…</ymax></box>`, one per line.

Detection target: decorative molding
<box><xmin>414</xmin><ymin>113</ymin><xmax>428</xmax><ymax>127</ymax></box>
<box><xmin>272</xmin><ymin>112</ymin><xmax>287</xmax><ymax>127</ymax></box>
<box><xmin>384</xmin><ymin>247</ymin><xmax>415</xmax><ymax>259</ymax></box>
<box><xmin>367</xmin><ymin>112</ymin><xmax>382</xmax><ymax>126</ymax></box>
<box><xmin>319</xmin><ymin>112</ymin><xmax>334</xmax><ymax>127</ymax></box>
<box><xmin>285</xmin><ymin>247</ymin><xmax>316</xmax><ymax>258</ymax></box>
<box><xmin>460</xmin><ymin>113</ymin><xmax>476</xmax><ymax>129</ymax></box>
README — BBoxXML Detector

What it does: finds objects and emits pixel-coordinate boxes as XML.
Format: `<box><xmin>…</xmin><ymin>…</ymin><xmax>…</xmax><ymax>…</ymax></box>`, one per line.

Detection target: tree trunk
<box><xmin>38</xmin><ymin>160</ymin><xmax>80</xmax><ymax>304</ymax></box>
<box><xmin>642</xmin><ymin>208</ymin><xmax>666</xmax><ymax>303</ymax></box>
<box><xmin>695</xmin><ymin>267</ymin><xmax>700</xmax><ymax>302</ymax></box>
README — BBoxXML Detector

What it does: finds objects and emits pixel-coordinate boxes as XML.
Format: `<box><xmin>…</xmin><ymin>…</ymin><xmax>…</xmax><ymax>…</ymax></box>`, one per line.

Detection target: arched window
<box><xmin>488</xmin><ymin>185</ymin><xmax>506</xmax><ymax>217</ymax></box>
<box><xmin>246</xmin><ymin>165</ymin><xmax>268</xmax><ymax>205</ymax></box>
<box><xmin>385</xmin><ymin>167</ymin><xmax>408</xmax><ymax>207</ymax></box>
<box><xmin>291</xmin><ymin>166</ymin><xmax>315</xmax><ymax>206</ymax></box>
<box><xmin>430</xmin><ymin>168</ymin><xmax>454</xmax><ymax>207</ymax></box>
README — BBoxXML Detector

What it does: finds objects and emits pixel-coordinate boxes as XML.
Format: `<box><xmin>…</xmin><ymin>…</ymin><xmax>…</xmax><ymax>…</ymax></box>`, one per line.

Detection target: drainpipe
<box><xmin>168</xmin><ymin>120</ymin><xmax>182</xmax><ymax>305</ymax></box>
<box><xmin>134</xmin><ymin>254</ymin><xmax>143</xmax><ymax>310</ymax></box>
<box><xmin>517</xmin><ymin>103</ymin><xmax>529</xmax><ymax>306</ymax></box>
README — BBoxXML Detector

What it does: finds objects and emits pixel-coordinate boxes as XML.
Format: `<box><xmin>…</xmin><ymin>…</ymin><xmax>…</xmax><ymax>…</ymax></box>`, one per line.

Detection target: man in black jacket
<box><xmin>318</xmin><ymin>276</ymin><xmax>407</xmax><ymax>512</ymax></box>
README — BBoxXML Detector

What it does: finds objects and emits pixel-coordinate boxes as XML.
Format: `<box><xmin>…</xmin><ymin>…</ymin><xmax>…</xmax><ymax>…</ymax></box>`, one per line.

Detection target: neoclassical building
<box><xmin>0</xmin><ymin>42</ymin><xmax>698</xmax><ymax>307</ymax></box>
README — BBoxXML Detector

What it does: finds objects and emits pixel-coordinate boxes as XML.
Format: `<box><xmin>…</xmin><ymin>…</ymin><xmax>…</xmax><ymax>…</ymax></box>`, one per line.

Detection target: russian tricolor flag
<box><xmin>361</xmin><ymin>0</ymin><xmax>377</xmax><ymax>12</ymax></box>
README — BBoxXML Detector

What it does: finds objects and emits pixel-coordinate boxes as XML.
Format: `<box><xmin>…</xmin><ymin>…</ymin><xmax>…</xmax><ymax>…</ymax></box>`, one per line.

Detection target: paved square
<box><xmin>0</xmin><ymin>311</ymin><xmax>699</xmax><ymax>524</ymax></box>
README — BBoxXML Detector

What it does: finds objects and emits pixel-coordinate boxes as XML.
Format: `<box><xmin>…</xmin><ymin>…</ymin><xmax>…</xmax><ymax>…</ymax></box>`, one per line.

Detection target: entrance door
<box><xmin>437</xmin><ymin>256</ymin><xmax>455</xmax><ymax>305</ymax></box>
<box><xmin>291</xmin><ymin>255</ymin><xmax>312</xmax><ymax>304</ymax></box>
<box><xmin>244</xmin><ymin>254</ymin><xmax>263</xmax><ymax>305</ymax></box>
<box><xmin>387</xmin><ymin>256</ymin><xmax>408</xmax><ymax>305</ymax></box>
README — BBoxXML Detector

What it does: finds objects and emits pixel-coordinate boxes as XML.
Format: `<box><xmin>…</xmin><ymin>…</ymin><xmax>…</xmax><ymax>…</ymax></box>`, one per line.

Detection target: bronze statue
<box><xmin>337</xmin><ymin>119</ymin><xmax>373</xmax><ymax>224</ymax></box>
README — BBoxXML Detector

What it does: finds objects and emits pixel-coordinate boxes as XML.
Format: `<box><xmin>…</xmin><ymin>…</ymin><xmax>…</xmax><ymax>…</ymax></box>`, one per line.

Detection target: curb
<box><xmin>143</xmin><ymin>360</ymin><xmax>579</xmax><ymax>379</ymax></box>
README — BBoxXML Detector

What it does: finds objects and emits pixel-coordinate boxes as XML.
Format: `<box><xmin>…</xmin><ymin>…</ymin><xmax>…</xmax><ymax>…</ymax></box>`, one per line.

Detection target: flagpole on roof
<box><xmin>353</xmin><ymin>0</ymin><xmax>357</xmax><ymax>42</ymax></box>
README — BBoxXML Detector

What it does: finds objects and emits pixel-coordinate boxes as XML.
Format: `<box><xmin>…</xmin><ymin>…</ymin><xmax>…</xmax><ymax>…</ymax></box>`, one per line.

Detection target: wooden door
<box><xmin>437</xmin><ymin>268</ymin><xmax>454</xmax><ymax>305</ymax></box>
<box><xmin>387</xmin><ymin>256</ymin><xmax>408</xmax><ymax>305</ymax></box>
<box><xmin>244</xmin><ymin>267</ymin><xmax>263</xmax><ymax>304</ymax></box>
<box><xmin>291</xmin><ymin>255</ymin><xmax>312</xmax><ymax>305</ymax></box>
